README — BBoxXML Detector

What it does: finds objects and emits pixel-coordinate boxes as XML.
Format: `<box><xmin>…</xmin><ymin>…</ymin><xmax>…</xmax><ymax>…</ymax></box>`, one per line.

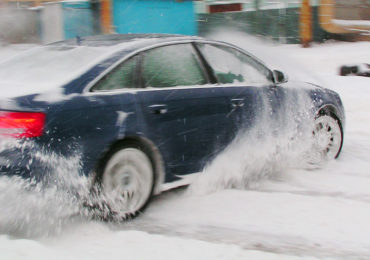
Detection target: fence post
<box><xmin>101</xmin><ymin>0</ymin><xmax>112</xmax><ymax>34</ymax></box>
<box><xmin>300</xmin><ymin>0</ymin><xmax>312</xmax><ymax>47</ymax></box>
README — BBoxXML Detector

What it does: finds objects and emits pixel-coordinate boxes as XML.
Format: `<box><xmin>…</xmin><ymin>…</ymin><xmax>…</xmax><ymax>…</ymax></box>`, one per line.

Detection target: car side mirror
<box><xmin>273</xmin><ymin>70</ymin><xmax>288</xmax><ymax>84</ymax></box>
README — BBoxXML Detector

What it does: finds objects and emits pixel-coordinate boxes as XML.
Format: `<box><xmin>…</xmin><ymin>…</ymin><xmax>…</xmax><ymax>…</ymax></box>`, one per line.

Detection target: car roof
<box><xmin>46</xmin><ymin>34</ymin><xmax>270</xmax><ymax>94</ymax></box>
<box><xmin>50</xmin><ymin>34</ymin><xmax>204</xmax><ymax>48</ymax></box>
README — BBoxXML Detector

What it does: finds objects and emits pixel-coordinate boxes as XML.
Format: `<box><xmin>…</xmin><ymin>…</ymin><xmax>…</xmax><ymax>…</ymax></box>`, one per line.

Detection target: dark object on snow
<box><xmin>339</xmin><ymin>63</ymin><xmax>370</xmax><ymax>77</ymax></box>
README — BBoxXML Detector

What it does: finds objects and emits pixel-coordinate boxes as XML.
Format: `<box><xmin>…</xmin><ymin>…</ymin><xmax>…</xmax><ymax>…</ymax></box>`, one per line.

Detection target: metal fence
<box><xmin>197</xmin><ymin>6</ymin><xmax>327</xmax><ymax>43</ymax></box>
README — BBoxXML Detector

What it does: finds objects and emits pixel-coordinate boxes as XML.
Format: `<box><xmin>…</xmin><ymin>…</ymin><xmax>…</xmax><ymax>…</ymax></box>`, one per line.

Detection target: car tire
<box><xmin>339</xmin><ymin>65</ymin><xmax>347</xmax><ymax>76</ymax></box>
<box><xmin>311</xmin><ymin>113</ymin><xmax>343</xmax><ymax>161</ymax></box>
<box><xmin>94</xmin><ymin>141</ymin><xmax>155</xmax><ymax>220</ymax></box>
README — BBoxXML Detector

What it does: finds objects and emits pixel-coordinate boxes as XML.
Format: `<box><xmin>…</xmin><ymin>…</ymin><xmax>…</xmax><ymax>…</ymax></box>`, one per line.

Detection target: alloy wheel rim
<box><xmin>102</xmin><ymin>148</ymin><xmax>153</xmax><ymax>215</ymax></box>
<box><xmin>312</xmin><ymin>115</ymin><xmax>342</xmax><ymax>160</ymax></box>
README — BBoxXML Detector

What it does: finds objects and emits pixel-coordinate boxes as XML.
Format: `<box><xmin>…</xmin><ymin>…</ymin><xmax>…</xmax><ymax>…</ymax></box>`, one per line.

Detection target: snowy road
<box><xmin>127</xmin><ymin>38</ymin><xmax>370</xmax><ymax>259</ymax></box>
<box><xmin>1</xmin><ymin>36</ymin><xmax>370</xmax><ymax>259</ymax></box>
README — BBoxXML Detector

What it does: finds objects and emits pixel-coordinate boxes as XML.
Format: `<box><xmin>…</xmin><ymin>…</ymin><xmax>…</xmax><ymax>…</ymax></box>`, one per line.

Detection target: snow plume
<box><xmin>0</xmin><ymin>138</ymin><xmax>140</xmax><ymax>238</ymax></box>
<box><xmin>189</xmin><ymin>88</ymin><xmax>317</xmax><ymax>195</ymax></box>
<box><xmin>0</xmin><ymin>138</ymin><xmax>132</xmax><ymax>238</ymax></box>
<box><xmin>0</xmin><ymin>139</ymin><xmax>88</xmax><ymax>238</ymax></box>
<box><xmin>0</xmin><ymin>136</ymin><xmax>159</xmax><ymax>238</ymax></box>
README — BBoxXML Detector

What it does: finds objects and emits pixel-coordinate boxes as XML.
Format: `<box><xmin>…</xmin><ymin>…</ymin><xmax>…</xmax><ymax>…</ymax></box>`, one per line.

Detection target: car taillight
<box><xmin>0</xmin><ymin>111</ymin><xmax>46</xmax><ymax>138</ymax></box>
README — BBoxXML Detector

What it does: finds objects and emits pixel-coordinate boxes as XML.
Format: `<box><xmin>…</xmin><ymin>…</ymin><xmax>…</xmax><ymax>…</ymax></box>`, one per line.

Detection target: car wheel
<box><xmin>96</xmin><ymin>142</ymin><xmax>155</xmax><ymax>219</ymax></box>
<box><xmin>311</xmin><ymin>114</ymin><xmax>343</xmax><ymax>161</ymax></box>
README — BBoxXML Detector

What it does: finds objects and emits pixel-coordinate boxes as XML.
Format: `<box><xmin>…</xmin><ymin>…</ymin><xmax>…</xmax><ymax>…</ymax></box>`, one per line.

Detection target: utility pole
<box><xmin>100</xmin><ymin>0</ymin><xmax>112</xmax><ymax>34</ymax></box>
<box><xmin>300</xmin><ymin>0</ymin><xmax>313</xmax><ymax>47</ymax></box>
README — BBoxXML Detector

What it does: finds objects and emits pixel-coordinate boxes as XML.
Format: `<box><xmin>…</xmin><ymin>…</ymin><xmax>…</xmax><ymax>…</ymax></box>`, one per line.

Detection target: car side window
<box><xmin>197</xmin><ymin>43</ymin><xmax>272</xmax><ymax>85</ymax></box>
<box><xmin>142</xmin><ymin>44</ymin><xmax>207</xmax><ymax>88</ymax></box>
<box><xmin>91</xmin><ymin>55</ymin><xmax>138</xmax><ymax>91</ymax></box>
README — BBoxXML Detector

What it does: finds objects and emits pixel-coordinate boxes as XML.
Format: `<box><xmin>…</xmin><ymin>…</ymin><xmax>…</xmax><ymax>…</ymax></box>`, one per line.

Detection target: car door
<box><xmin>195</xmin><ymin>42</ymin><xmax>278</xmax><ymax>135</ymax></box>
<box><xmin>78</xmin><ymin>55</ymin><xmax>141</xmax><ymax>173</ymax></box>
<box><xmin>135</xmin><ymin>43</ymin><xmax>233</xmax><ymax>181</ymax></box>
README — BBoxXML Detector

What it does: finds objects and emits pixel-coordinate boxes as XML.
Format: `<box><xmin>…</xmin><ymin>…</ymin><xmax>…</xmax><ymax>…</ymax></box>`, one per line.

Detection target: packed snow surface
<box><xmin>0</xmin><ymin>34</ymin><xmax>370</xmax><ymax>259</ymax></box>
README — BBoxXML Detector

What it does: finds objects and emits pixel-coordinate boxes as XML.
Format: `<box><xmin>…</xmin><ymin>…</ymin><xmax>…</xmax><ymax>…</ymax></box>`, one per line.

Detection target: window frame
<box><xmin>85</xmin><ymin>39</ymin><xmax>274</xmax><ymax>94</ymax></box>
<box><xmin>90</xmin><ymin>54</ymin><xmax>141</xmax><ymax>92</ymax></box>
<box><xmin>193</xmin><ymin>41</ymin><xmax>274</xmax><ymax>85</ymax></box>
<box><xmin>138</xmin><ymin>43</ymin><xmax>212</xmax><ymax>89</ymax></box>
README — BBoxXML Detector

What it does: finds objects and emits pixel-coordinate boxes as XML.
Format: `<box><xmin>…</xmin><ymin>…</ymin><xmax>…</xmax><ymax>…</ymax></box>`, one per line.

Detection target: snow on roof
<box><xmin>51</xmin><ymin>34</ymin><xmax>201</xmax><ymax>47</ymax></box>
<box><xmin>0</xmin><ymin>34</ymin><xmax>203</xmax><ymax>100</ymax></box>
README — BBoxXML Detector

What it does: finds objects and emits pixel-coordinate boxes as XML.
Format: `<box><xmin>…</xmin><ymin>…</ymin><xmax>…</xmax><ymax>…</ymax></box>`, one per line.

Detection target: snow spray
<box><xmin>0</xmin><ymin>138</ymin><xmax>128</xmax><ymax>238</ymax></box>
<box><xmin>188</xmin><ymin>87</ymin><xmax>318</xmax><ymax>195</ymax></box>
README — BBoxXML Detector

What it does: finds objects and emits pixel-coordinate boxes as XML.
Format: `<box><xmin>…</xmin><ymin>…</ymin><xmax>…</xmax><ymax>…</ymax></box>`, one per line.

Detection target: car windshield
<box><xmin>0</xmin><ymin>45</ymin><xmax>113</xmax><ymax>89</ymax></box>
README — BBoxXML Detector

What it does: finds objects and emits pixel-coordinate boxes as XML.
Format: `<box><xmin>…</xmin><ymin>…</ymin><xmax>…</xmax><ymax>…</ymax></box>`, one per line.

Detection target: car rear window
<box><xmin>91</xmin><ymin>55</ymin><xmax>139</xmax><ymax>91</ymax></box>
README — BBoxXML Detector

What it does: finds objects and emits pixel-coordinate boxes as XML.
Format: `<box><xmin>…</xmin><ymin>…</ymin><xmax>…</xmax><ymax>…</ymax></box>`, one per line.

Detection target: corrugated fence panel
<box><xmin>113</xmin><ymin>0</ymin><xmax>197</xmax><ymax>35</ymax></box>
<box><xmin>198</xmin><ymin>6</ymin><xmax>326</xmax><ymax>44</ymax></box>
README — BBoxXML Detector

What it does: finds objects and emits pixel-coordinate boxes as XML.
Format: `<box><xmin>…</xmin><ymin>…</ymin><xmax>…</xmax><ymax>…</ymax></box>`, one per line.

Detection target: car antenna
<box><xmin>76</xmin><ymin>35</ymin><xmax>82</xmax><ymax>45</ymax></box>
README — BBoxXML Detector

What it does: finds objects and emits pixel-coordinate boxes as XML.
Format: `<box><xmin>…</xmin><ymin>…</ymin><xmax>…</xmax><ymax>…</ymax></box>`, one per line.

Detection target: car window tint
<box><xmin>197</xmin><ymin>43</ymin><xmax>272</xmax><ymax>85</ymax></box>
<box><xmin>142</xmin><ymin>44</ymin><xmax>207</xmax><ymax>88</ymax></box>
<box><xmin>91</xmin><ymin>56</ymin><xmax>137</xmax><ymax>91</ymax></box>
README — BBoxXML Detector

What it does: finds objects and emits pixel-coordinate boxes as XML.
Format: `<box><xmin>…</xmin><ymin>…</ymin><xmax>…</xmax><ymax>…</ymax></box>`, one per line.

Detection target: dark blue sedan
<box><xmin>0</xmin><ymin>34</ymin><xmax>344</xmax><ymax>216</ymax></box>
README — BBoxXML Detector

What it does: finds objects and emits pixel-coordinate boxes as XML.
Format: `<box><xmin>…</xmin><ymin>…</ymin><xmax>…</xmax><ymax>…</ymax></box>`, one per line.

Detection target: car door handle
<box><xmin>148</xmin><ymin>104</ymin><xmax>168</xmax><ymax>115</ymax></box>
<box><xmin>230</xmin><ymin>98</ymin><xmax>245</xmax><ymax>108</ymax></box>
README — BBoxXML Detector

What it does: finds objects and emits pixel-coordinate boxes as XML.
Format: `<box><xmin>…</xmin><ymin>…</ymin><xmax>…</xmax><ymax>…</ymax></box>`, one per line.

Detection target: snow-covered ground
<box><xmin>0</xmin><ymin>34</ymin><xmax>370</xmax><ymax>259</ymax></box>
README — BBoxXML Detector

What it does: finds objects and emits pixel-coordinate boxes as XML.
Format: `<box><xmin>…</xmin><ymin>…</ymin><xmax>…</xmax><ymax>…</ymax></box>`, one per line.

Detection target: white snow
<box><xmin>332</xmin><ymin>19</ymin><xmax>370</xmax><ymax>28</ymax></box>
<box><xmin>0</xmin><ymin>45</ymin><xmax>117</xmax><ymax>99</ymax></box>
<box><xmin>0</xmin><ymin>34</ymin><xmax>370</xmax><ymax>259</ymax></box>
<box><xmin>0</xmin><ymin>226</ymin><xmax>318</xmax><ymax>260</ymax></box>
<box><xmin>0</xmin><ymin>44</ymin><xmax>37</xmax><ymax>63</ymax></box>
<box><xmin>0</xmin><ymin>39</ymin><xmax>156</xmax><ymax>101</ymax></box>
